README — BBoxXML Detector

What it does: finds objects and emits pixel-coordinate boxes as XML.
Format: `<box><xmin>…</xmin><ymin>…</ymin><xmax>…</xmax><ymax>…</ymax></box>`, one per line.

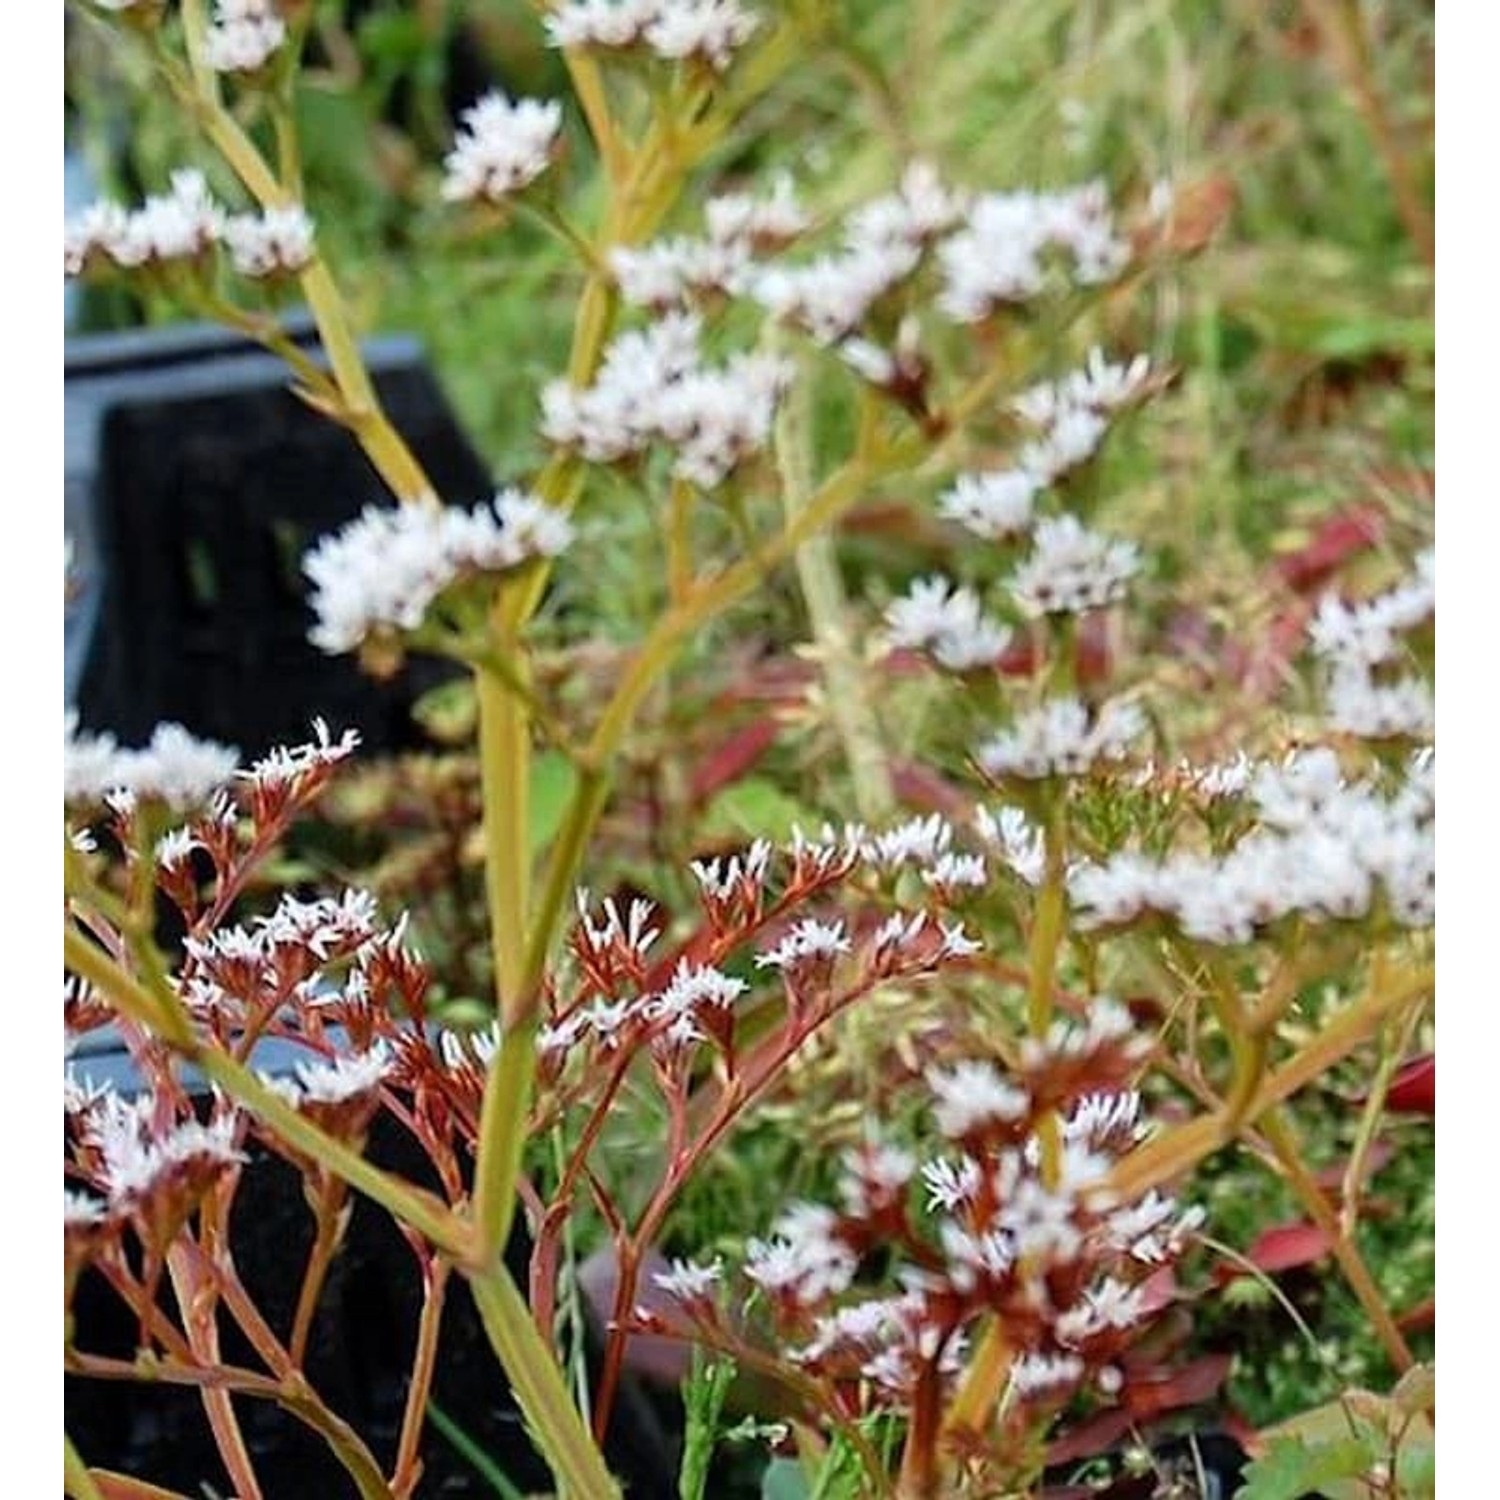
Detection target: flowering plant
<box><xmin>64</xmin><ymin>2</ymin><xmax>1433</xmax><ymax>1497</ymax></box>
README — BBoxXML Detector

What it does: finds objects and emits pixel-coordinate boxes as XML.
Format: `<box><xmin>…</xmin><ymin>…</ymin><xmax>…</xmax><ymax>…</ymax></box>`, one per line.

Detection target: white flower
<box><xmin>304</xmin><ymin>490</ymin><xmax>572</xmax><ymax>654</ymax></box>
<box><xmin>922</xmin><ymin>852</ymin><xmax>987</xmax><ymax>891</ymax></box>
<box><xmin>938</xmin><ymin>470</ymin><xmax>1040</xmax><ymax>539</ymax></box>
<box><xmin>92</xmin><ymin>1096</ymin><xmax>244</xmax><ymax>1207</ymax></box>
<box><xmin>755</xmin><ymin>918</ymin><xmax>851</xmax><ymax>969</ymax></box>
<box><xmin>705</xmin><ymin>175</ymin><xmax>808</xmax><ymax>246</ymax></box>
<box><xmin>542</xmin><ymin>313</ymin><xmax>792</xmax><ymax>485</ymax></box>
<box><xmin>223</xmin><ymin>205</ymin><xmax>315</xmax><ymax>277</ymax></box>
<box><xmin>1009</xmin><ymin>515</ymin><xmax>1140</xmax><ymax>617</ymax></box>
<box><xmin>927</xmin><ymin>1060</ymin><xmax>1029</xmax><ymax>1138</ymax></box>
<box><xmin>653</xmin><ymin>1256</ymin><xmax>724</xmax><ymax>1302</ymax></box>
<box><xmin>978</xmin><ymin>697</ymin><xmax>1144</xmax><ymax>780</ymax></box>
<box><xmin>746</xmin><ymin>1204</ymin><xmax>857</xmax><ymax>1302</ymax></box>
<box><xmin>241</xmin><ymin>719</ymin><xmax>361</xmax><ymax>794</ymax></box>
<box><xmin>643</xmin><ymin>0</ymin><xmax>760</xmax><ymax>70</ymax></box>
<box><xmin>65</xmin><ymin>714</ymin><xmax>239</xmax><ymax>810</ymax></box>
<box><xmin>545</xmin><ymin>0</ymin><xmax>758</xmax><ymax>70</ymax></box>
<box><xmin>203</xmin><ymin>1</ymin><xmax>287</xmax><ymax>73</ymax></box>
<box><xmin>66</xmin><ymin>171</ymin><xmax>225</xmax><ymax>275</ymax></box>
<box><xmin>270</xmin><ymin>1043</ymin><xmax>391</xmax><ymax>1106</ymax></box>
<box><xmin>921</xmin><ymin>1155</ymin><xmax>982</xmax><ymax>1212</ymax></box>
<box><xmin>65</xmin><ymin>1189</ymin><xmax>108</xmax><ymax>1231</ymax></box>
<box><xmin>937</xmin><ymin>182</ymin><xmax>1129</xmax><ymax>322</ymax></box>
<box><xmin>975</xmin><ymin>805</ymin><xmax>1045</xmax><ymax>885</ymax></box>
<box><xmin>883</xmin><ymin>577</ymin><xmax>1012</xmax><ymax>670</ymax></box>
<box><xmin>846</xmin><ymin>161</ymin><xmax>968</xmax><ymax>251</ymax></box>
<box><xmin>1009</xmin><ymin>1351</ymin><xmax>1085</xmax><ymax>1398</ymax></box>
<box><xmin>751</xmin><ymin>239</ymin><xmax>918</xmax><ymax>344</ymax></box>
<box><xmin>865</xmin><ymin>813</ymin><xmax>952</xmax><ymax>869</ymax></box>
<box><xmin>155</xmin><ymin>828</ymin><xmax>202</xmax><ymax>870</ymax></box>
<box><xmin>442</xmin><ymin>92</ymin><xmax>561</xmax><ymax>204</ymax></box>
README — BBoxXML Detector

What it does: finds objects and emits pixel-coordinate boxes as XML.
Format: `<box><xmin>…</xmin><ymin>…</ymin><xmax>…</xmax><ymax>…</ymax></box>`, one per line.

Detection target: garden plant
<box><xmin>63</xmin><ymin>2</ymin><xmax>1434</xmax><ymax>1497</ymax></box>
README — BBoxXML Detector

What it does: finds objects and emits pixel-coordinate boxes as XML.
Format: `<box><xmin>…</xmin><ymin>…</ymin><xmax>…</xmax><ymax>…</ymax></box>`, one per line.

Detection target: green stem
<box><xmin>1258</xmin><ymin>1108</ymin><xmax>1415</xmax><ymax>1374</ymax></box>
<box><xmin>64</xmin><ymin>1436</ymin><xmax>106</xmax><ymax>1500</ymax></box>
<box><xmin>468</xmin><ymin>1269</ymin><xmax>621</xmax><ymax>1500</ymax></box>
<box><xmin>777</xmin><ymin>351</ymin><xmax>893</xmax><ymax>823</ymax></box>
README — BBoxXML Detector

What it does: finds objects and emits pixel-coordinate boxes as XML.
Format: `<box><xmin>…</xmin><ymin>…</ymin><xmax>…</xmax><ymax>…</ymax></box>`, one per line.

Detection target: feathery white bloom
<box><xmin>653</xmin><ymin>1256</ymin><xmax>724</xmax><ymax>1302</ymax></box>
<box><xmin>646</xmin><ymin>960</ymin><xmax>747</xmax><ymax>1018</ymax></box>
<box><xmin>545</xmin><ymin>0</ymin><xmax>759</xmax><ymax>70</ymax></box>
<box><xmin>271</xmin><ymin>1043</ymin><xmax>391</xmax><ymax>1106</ymax></box>
<box><xmin>865</xmin><ymin>813</ymin><xmax>952</xmax><ymax>869</ymax></box>
<box><xmin>745</xmin><ymin>1204</ymin><xmax>857</xmax><ymax>1302</ymax></box>
<box><xmin>155</xmin><ymin>827</ymin><xmax>202</xmax><ymax>870</ymax></box>
<box><xmin>1009</xmin><ymin>514</ymin><xmax>1140</xmax><ymax>617</ymax></box>
<box><xmin>65</xmin><ymin>1189</ymin><xmax>108</xmax><ymax>1231</ymax></box>
<box><xmin>241</xmin><ymin>719</ymin><xmax>361</xmax><ymax>793</ymax></box>
<box><xmin>542</xmin><ymin>313</ymin><xmax>792</xmax><ymax>485</ymax></box>
<box><xmin>1009</xmin><ymin>1351</ymin><xmax>1086</xmax><ymax>1398</ymax></box>
<box><xmin>705</xmin><ymin>175</ymin><xmax>808</xmax><ymax>247</ymax></box>
<box><xmin>1325</xmin><ymin>664</ymin><xmax>1434</xmax><ymax>740</ymax></box>
<box><xmin>66</xmin><ymin>171</ymin><xmax>225</xmax><ymax>276</ymax></box>
<box><xmin>921</xmin><ymin>1155</ymin><xmax>982</xmax><ymax>1212</ymax></box>
<box><xmin>927</xmin><ymin>1060</ymin><xmax>1029</xmax><ymax>1138</ymax></box>
<box><xmin>223</xmin><ymin>205</ymin><xmax>314</xmax><ymax>277</ymax></box>
<box><xmin>975</xmin><ymin>805</ymin><xmax>1045</xmax><ymax>885</ymax></box>
<box><xmin>938</xmin><ymin>470</ymin><xmax>1040</xmax><ymax>539</ymax></box>
<box><xmin>575</xmin><ymin>892</ymin><xmax>661</xmax><ymax>962</ymax></box>
<box><xmin>303</xmin><ymin>490</ymin><xmax>572</xmax><ymax>654</ymax></box>
<box><xmin>978</xmin><ymin>697</ymin><xmax>1144</xmax><ymax>780</ymax></box>
<box><xmin>923</xmin><ymin>852</ymin><xmax>987</xmax><ymax>890</ymax></box>
<box><xmin>92</xmin><ymin>1096</ymin><xmax>244</xmax><ymax>1206</ymax></box>
<box><xmin>690</xmin><ymin>838</ymin><xmax>772</xmax><ymax>900</ymax></box>
<box><xmin>751</xmin><ymin>239</ymin><xmax>918</xmax><ymax>344</ymax></box>
<box><xmin>937</xmin><ymin>182</ymin><xmax>1129</xmax><ymax>322</ymax></box>
<box><xmin>442</xmin><ymin>92</ymin><xmax>561</xmax><ymax>204</ymax></box>
<box><xmin>65</xmin><ymin>713</ymin><xmax>239</xmax><ymax>810</ymax></box>
<box><xmin>203</xmin><ymin>1</ymin><xmax>286</xmax><ymax>73</ymax></box>
<box><xmin>883</xmin><ymin>577</ymin><xmax>1012</xmax><ymax>670</ymax></box>
<box><xmin>755</xmin><ymin>918</ymin><xmax>852</xmax><ymax>969</ymax></box>
<box><xmin>1014</xmin><ymin>349</ymin><xmax>1153</xmax><ymax>427</ymax></box>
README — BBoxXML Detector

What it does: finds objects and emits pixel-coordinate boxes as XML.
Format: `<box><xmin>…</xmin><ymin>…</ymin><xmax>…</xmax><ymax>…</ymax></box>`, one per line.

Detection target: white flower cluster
<box><xmin>610</xmin><ymin>176</ymin><xmax>807</xmax><ymax>309</ymax></box>
<box><xmin>65</xmin><ymin>712</ymin><xmax>240</xmax><ymax>810</ymax></box>
<box><xmin>754</xmin><ymin>917</ymin><xmax>852</xmax><ymax>970</ymax></box>
<box><xmin>441</xmin><ymin>92</ymin><xmax>562</xmax><ymax>204</ymax></box>
<box><xmin>1010</xmin><ymin>514</ymin><xmax>1141</xmax><ymax>618</ymax></box>
<box><xmin>263</xmin><ymin>1042</ymin><xmax>392</xmax><ymax>1107</ymax></box>
<box><xmin>541</xmin><ymin>312</ymin><xmax>794</xmax><ymax>487</ymax></box>
<box><xmin>545</xmin><ymin>0</ymin><xmax>760</xmax><ymax>72</ymax></box>
<box><xmin>64</xmin><ymin>170</ymin><xmax>314</xmax><ymax>280</ymax></box>
<box><xmin>927</xmin><ymin>1060</ymin><xmax>1029</xmax><ymax>1138</ymax></box>
<box><xmin>746</xmin><ymin>1203</ymin><xmax>858</xmax><ymax>1304</ymax></box>
<box><xmin>89</xmin><ymin>1094</ymin><xmax>244</xmax><ymax>1208</ymax></box>
<box><xmin>222</xmin><ymin>205</ymin><xmax>315</xmax><ymax>278</ymax></box>
<box><xmin>974</xmin><ymin>805</ymin><xmax>1045</xmax><ymax>885</ymax></box>
<box><xmin>883</xmin><ymin>576</ymin><xmax>1013</xmax><ymax>672</ymax></box>
<box><xmin>303</xmin><ymin>489</ymin><xmax>573</xmax><ymax>654</ymax></box>
<box><xmin>202</xmin><ymin>0</ymin><xmax>287</xmax><ymax>74</ymax></box>
<box><xmin>752</xmin><ymin>162</ymin><xmax>965</xmax><ymax>345</ymax></box>
<box><xmin>977</xmin><ymin>697</ymin><xmax>1145</xmax><ymax>780</ymax></box>
<box><xmin>653</xmin><ymin>1256</ymin><xmax>725</xmax><ymax>1303</ymax></box>
<box><xmin>1067</xmin><ymin>747</ymin><xmax>1435</xmax><ymax>941</ymax></box>
<box><xmin>240</xmin><ymin>718</ymin><xmax>361</xmax><ymax>797</ymax></box>
<box><xmin>937</xmin><ymin>181</ymin><xmax>1129</xmax><ymax>322</ymax></box>
<box><xmin>1309</xmin><ymin>549</ymin><xmax>1434</xmax><ymax>741</ymax></box>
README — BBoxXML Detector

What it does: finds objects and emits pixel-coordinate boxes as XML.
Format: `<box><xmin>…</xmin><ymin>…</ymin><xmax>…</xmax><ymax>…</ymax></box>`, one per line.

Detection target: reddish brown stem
<box><xmin>391</xmin><ymin>1257</ymin><xmax>451</xmax><ymax>1499</ymax></box>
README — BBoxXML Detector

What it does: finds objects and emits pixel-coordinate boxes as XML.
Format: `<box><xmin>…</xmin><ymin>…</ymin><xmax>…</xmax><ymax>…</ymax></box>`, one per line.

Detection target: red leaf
<box><xmin>1384</xmin><ymin>1054</ymin><xmax>1435</xmax><ymax>1116</ymax></box>
<box><xmin>688</xmin><ymin>717</ymin><xmax>780</xmax><ymax>805</ymax></box>
<box><xmin>1216</xmin><ymin>1222</ymin><xmax>1334</xmax><ymax>1284</ymax></box>
<box><xmin>1272</xmin><ymin>503</ymin><xmax>1386</xmax><ymax>593</ymax></box>
<box><xmin>1396</xmin><ymin>1295</ymin><xmax>1435</xmax><ymax>1333</ymax></box>
<box><xmin>1313</xmin><ymin>1139</ymin><xmax>1395</xmax><ymax>1195</ymax></box>
<box><xmin>1121</xmin><ymin>1353</ymin><xmax>1233</xmax><ymax>1420</ymax></box>
<box><xmin>1046</xmin><ymin>1408</ymin><xmax>1135</xmax><ymax>1466</ymax></box>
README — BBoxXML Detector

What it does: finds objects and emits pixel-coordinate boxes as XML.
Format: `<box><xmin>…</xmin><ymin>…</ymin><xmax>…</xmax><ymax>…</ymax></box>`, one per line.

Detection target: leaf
<box><xmin>1384</xmin><ymin>1053</ymin><xmax>1435</xmax><ymax>1116</ymax></box>
<box><xmin>530</xmin><ymin>750</ymin><xmax>580</xmax><ymax>855</ymax></box>
<box><xmin>761</xmin><ymin>1457</ymin><xmax>810</xmax><ymax>1500</ymax></box>
<box><xmin>1236</xmin><ymin>1435</ymin><xmax>1378</xmax><ymax>1500</ymax></box>
<box><xmin>701</xmin><ymin>776</ymin><xmax>816</xmax><ymax>842</ymax></box>
<box><xmin>1391</xmin><ymin>1362</ymin><xmax>1435</xmax><ymax>1419</ymax></box>
<box><xmin>1216</xmin><ymin>1222</ymin><xmax>1334</xmax><ymax>1284</ymax></box>
<box><xmin>689</xmin><ymin>717</ymin><xmax>781</xmax><ymax>805</ymax></box>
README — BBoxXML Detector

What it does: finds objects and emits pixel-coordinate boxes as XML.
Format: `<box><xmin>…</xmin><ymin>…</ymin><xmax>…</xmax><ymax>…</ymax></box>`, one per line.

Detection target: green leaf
<box><xmin>530</xmin><ymin>751</ymin><xmax>580</xmax><ymax>856</ymax></box>
<box><xmin>1236</xmin><ymin>1436</ymin><xmax>1380</xmax><ymax>1500</ymax></box>
<box><xmin>702</xmin><ymin>776</ymin><xmax>816</xmax><ymax>842</ymax></box>
<box><xmin>761</xmin><ymin>1458</ymin><xmax>811</xmax><ymax>1500</ymax></box>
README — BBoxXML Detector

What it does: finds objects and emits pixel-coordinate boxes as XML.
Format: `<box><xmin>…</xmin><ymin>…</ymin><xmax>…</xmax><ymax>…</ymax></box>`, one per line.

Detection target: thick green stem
<box><xmin>468</xmin><ymin>1269</ymin><xmax>621</xmax><ymax>1500</ymax></box>
<box><xmin>64</xmin><ymin>1436</ymin><xmax>106</xmax><ymax>1500</ymax></box>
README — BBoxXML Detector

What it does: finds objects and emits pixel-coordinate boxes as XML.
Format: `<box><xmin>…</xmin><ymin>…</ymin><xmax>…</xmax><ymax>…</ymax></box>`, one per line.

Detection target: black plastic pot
<box><xmin>65</xmin><ymin>1030</ymin><xmax>682</xmax><ymax>1498</ymax></box>
<box><xmin>64</xmin><ymin>316</ymin><xmax>484</xmax><ymax>758</ymax></box>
